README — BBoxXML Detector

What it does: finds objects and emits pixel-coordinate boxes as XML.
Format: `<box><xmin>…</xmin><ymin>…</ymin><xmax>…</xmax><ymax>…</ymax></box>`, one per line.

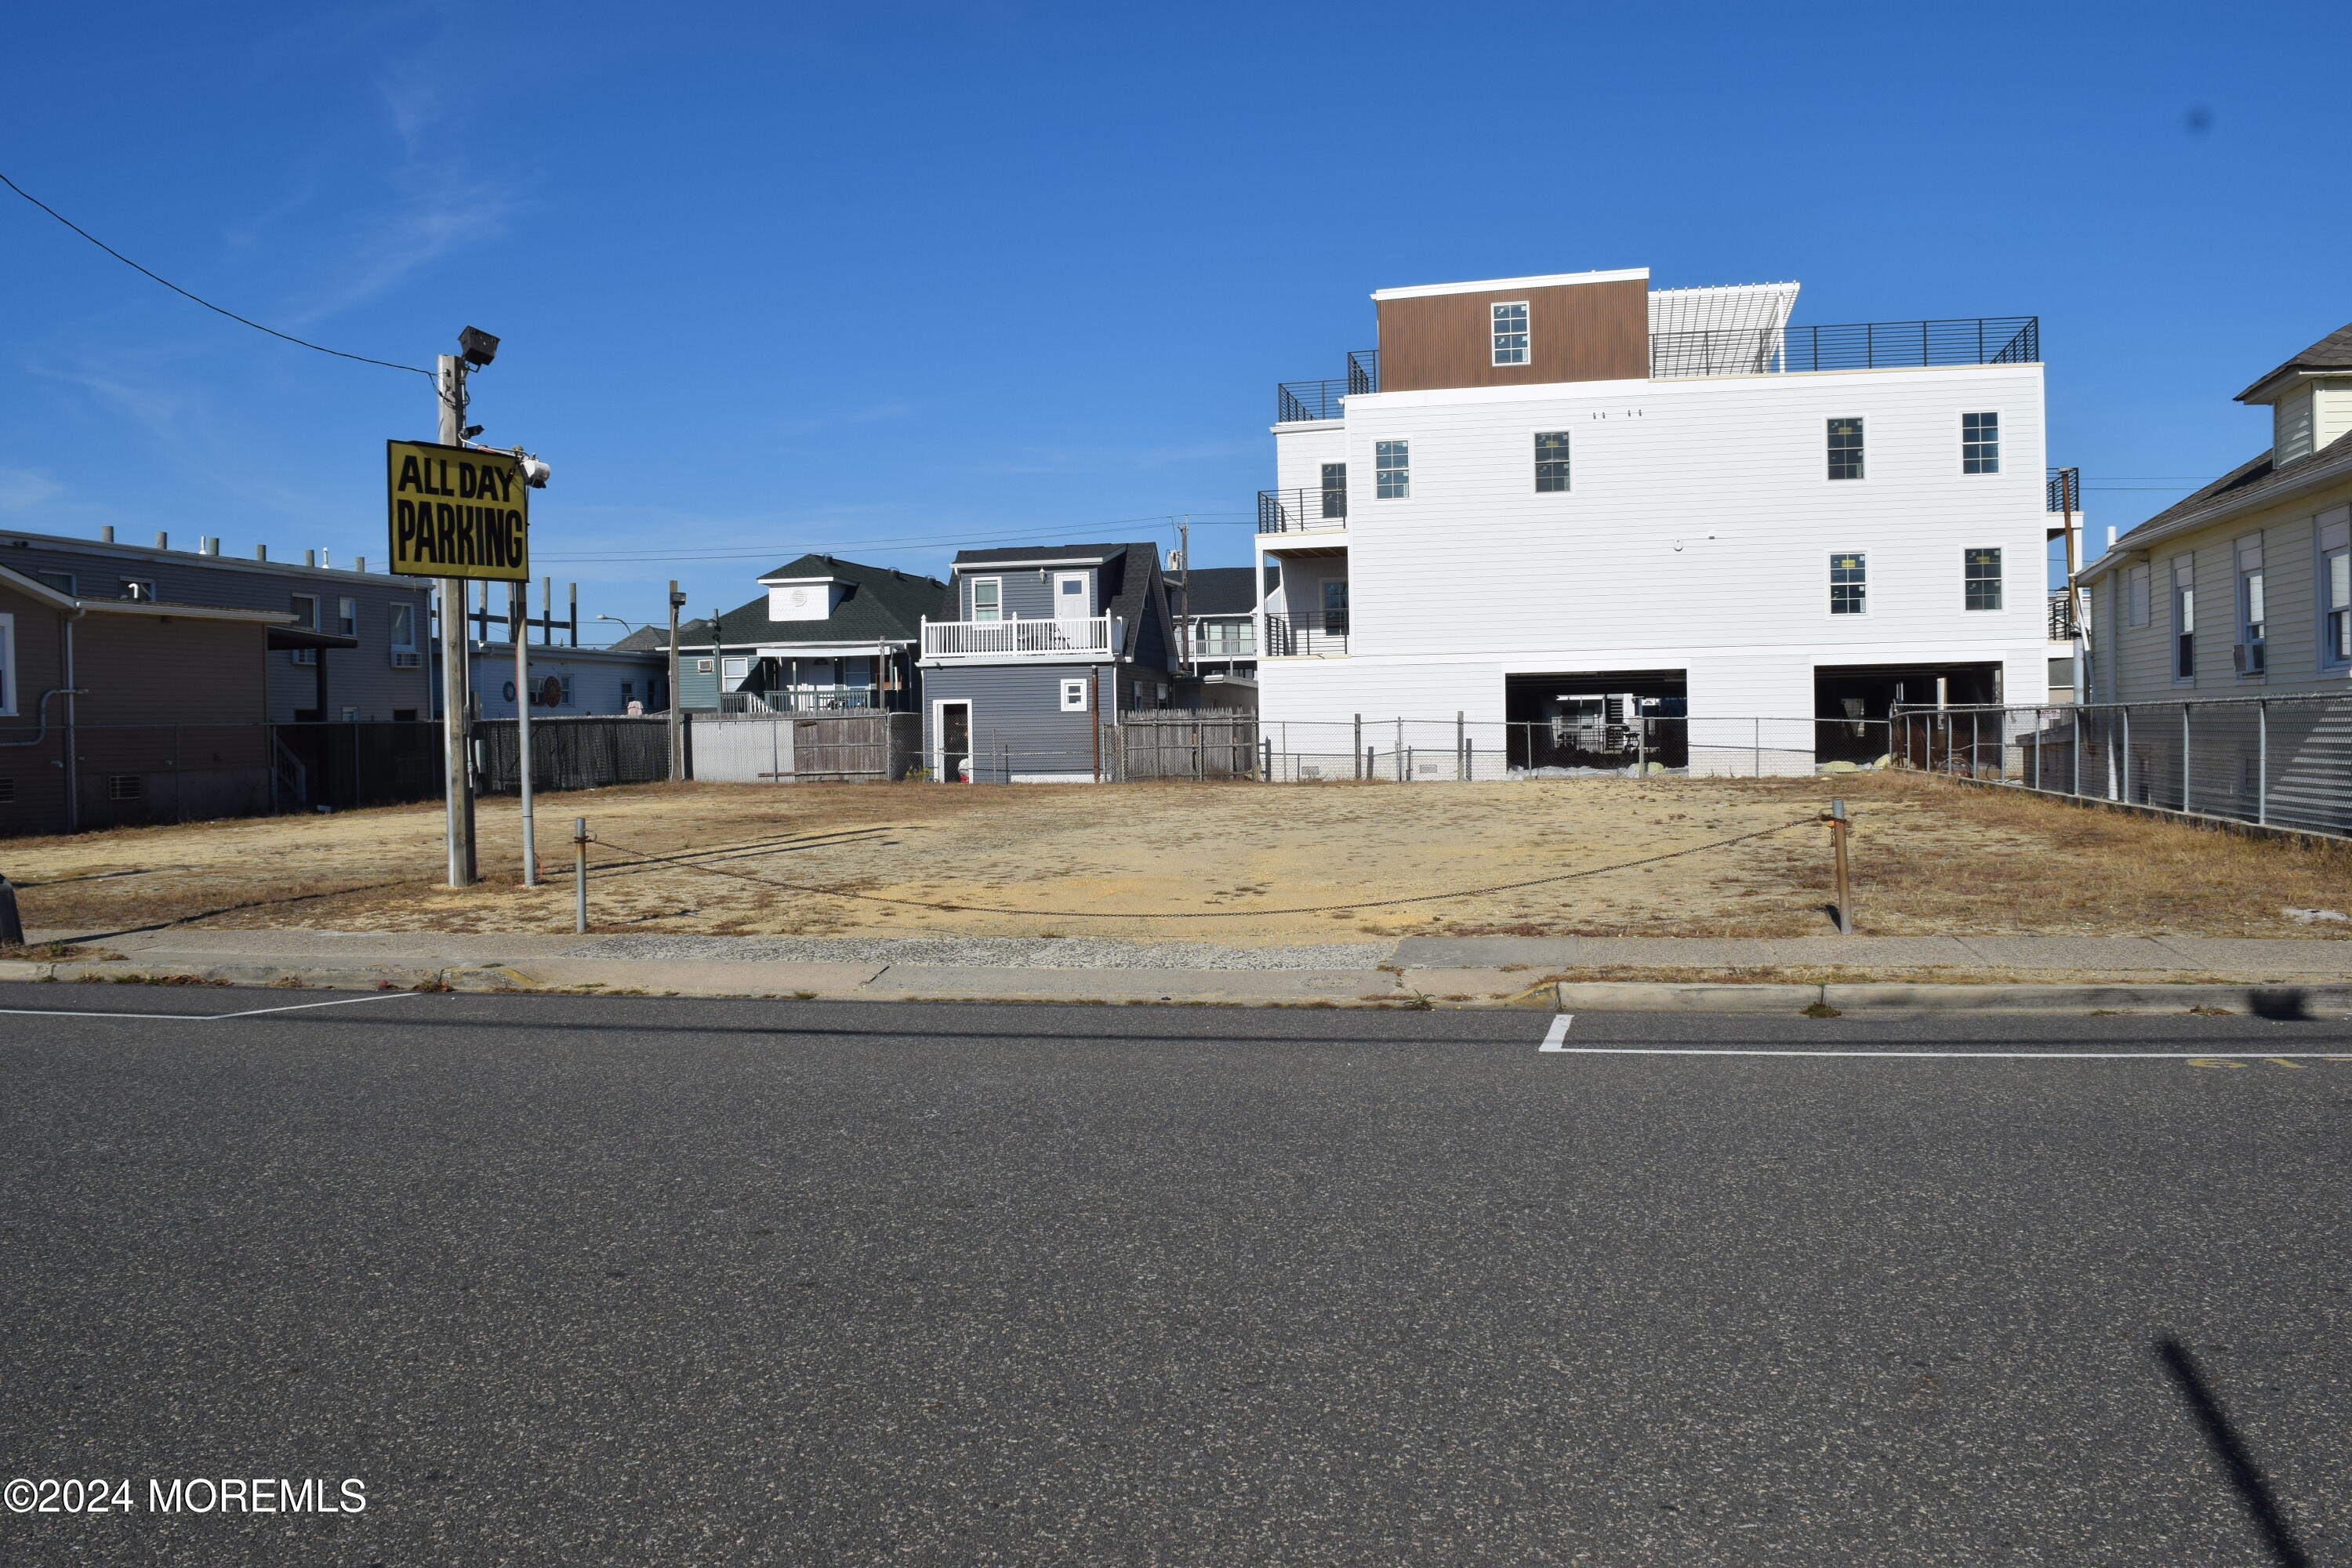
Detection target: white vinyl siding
<box><xmin>2274</xmin><ymin>388</ymin><xmax>2314</xmax><ymax>465</ymax></box>
<box><xmin>1260</xmin><ymin>360</ymin><xmax>2049</xmax><ymax>723</ymax></box>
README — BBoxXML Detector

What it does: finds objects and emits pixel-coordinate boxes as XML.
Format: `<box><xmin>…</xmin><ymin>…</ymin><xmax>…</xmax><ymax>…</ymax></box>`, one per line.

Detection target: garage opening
<box><xmin>1813</xmin><ymin>662</ymin><xmax>2001</xmax><ymax>765</ymax></box>
<box><xmin>1504</xmin><ymin>670</ymin><xmax>1687</xmax><ymax>771</ymax></box>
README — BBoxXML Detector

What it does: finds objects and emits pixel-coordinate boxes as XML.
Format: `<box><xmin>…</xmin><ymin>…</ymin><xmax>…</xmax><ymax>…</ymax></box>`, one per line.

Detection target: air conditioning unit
<box><xmin>2231</xmin><ymin>642</ymin><xmax>2266</xmax><ymax>676</ymax></box>
<box><xmin>390</xmin><ymin>651</ymin><xmax>423</xmax><ymax>669</ymax></box>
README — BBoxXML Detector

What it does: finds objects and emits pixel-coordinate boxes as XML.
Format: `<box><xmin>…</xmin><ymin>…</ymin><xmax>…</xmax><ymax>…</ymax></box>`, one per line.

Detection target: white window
<box><xmin>1534</xmin><ymin>432</ymin><xmax>1571</xmax><ymax>493</ymax></box>
<box><xmin>337</xmin><ymin>597</ymin><xmax>357</xmax><ymax>637</ymax></box>
<box><xmin>1059</xmin><ymin>677</ymin><xmax>1090</xmax><ymax>713</ymax></box>
<box><xmin>720</xmin><ymin>655</ymin><xmax>750</xmax><ymax>684</ymax></box>
<box><xmin>2234</xmin><ymin>535</ymin><xmax>2266</xmax><ymax>677</ymax></box>
<box><xmin>2171</xmin><ymin>555</ymin><xmax>2195</xmax><ymax>683</ymax></box>
<box><xmin>1962</xmin><ymin>412</ymin><xmax>1999</xmax><ymax>474</ymax></box>
<box><xmin>1828</xmin><ymin>419</ymin><xmax>1864</xmax><ymax>481</ymax></box>
<box><xmin>1375</xmin><ymin>439</ymin><xmax>1410</xmax><ymax>499</ymax></box>
<box><xmin>2126</xmin><ymin>563</ymin><xmax>2151</xmax><ymax>628</ymax></box>
<box><xmin>1829</xmin><ymin>551</ymin><xmax>1867</xmax><ymax>615</ymax></box>
<box><xmin>1491</xmin><ymin>301</ymin><xmax>1529</xmax><ymax>366</ymax></box>
<box><xmin>1963</xmin><ymin>547</ymin><xmax>2002</xmax><ymax>611</ymax></box>
<box><xmin>2322</xmin><ymin>509</ymin><xmax>2351</xmax><ymax>666</ymax></box>
<box><xmin>0</xmin><ymin>612</ymin><xmax>14</xmax><ymax>715</ymax></box>
<box><xmin>971</xmin><ymin>577</ymin><xmax>1003</xmax><ymax>622</ymax></box>
<box><xmin>1054</xmin><ymin>572</ymin><xmax>1089</xmax><ymax>615</ymax></box>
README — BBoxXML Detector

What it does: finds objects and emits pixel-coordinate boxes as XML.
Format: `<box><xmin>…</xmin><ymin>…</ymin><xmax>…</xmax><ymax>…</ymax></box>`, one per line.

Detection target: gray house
<box><xmin>2080</xmin><ymin>319</ymin><xmax>2352</xmax><ymax>702</ymax></box>
<box><xmin>920</xmin><ymin>542</ymin><xmax>1184</xmax><ymax>782</ymax></box>
<box><xmin>622</xmin><ymin>554</ymin><xmax>944</xmax><ymax>713</ymax></box>
<box><xmin>0</xmin><ymin>526</ymin><xmax>431</xmax><ymax>722</ymax></box>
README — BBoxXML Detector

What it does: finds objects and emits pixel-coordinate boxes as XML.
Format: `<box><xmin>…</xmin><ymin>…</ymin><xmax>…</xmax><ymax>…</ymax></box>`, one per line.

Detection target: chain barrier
<box><xmin>582</xmin><ymin>818</ymin><xmax>1819</xmax><ymax>920</ymax></box>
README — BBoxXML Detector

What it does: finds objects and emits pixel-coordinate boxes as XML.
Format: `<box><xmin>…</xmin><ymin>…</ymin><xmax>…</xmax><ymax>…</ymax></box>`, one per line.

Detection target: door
<box><xmin>1053</xmin><ymin>572</ymin><xmax>1091</xmax><ymax>619</ymax></box>
<box><xmin>938</xmin><ymin>701</ymin><xmax>971</xmax><ymax>782</ymax></box>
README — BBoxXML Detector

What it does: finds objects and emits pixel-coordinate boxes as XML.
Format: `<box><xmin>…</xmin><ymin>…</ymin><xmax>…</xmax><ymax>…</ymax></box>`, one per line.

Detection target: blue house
<box><xmin>920</xmin><ymin>542</ymin><xmax>1185</xmax><ymax>781</ymax></box>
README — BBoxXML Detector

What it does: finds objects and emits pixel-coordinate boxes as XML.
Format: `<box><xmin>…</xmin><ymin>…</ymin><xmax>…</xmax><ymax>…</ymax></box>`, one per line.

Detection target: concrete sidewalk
<box><xmin>10</xmin><ymin>927</ymin><xmax>2352</xmax><ymax>1013</ymax></box>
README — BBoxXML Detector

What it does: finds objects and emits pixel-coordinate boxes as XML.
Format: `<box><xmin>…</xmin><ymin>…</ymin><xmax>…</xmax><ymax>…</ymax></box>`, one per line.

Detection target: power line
<box><xmin>0</xmin><ymin>169</ymin><xmax>430</xmax><ymax>378</ymax></box>
<box><xmin>535</xmin><ymin>514</ymin><xmax>1258</xmax><ymax>563</ymax></box>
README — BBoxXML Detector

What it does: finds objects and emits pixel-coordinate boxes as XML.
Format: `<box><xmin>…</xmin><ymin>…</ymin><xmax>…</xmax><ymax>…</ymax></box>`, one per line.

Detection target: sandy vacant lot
<box><xmin>9</xmin><ymin>773</ymin><xmax>2347</xmax><ymax>946</ymax></box>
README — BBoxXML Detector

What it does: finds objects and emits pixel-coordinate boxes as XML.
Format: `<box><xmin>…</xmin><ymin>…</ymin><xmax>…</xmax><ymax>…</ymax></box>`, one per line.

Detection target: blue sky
<box><xmin>5</xmin><ymin>0</ymin><xmax>2348</xmax><ymax>634</ymax></box>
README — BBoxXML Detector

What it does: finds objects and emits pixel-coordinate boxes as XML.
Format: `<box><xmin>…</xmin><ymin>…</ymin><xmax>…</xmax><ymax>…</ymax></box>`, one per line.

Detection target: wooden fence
<box><xmin>1108</xmin><ymin>710</ymin><xmax>1260</xmax><ymax>780</ymax></box>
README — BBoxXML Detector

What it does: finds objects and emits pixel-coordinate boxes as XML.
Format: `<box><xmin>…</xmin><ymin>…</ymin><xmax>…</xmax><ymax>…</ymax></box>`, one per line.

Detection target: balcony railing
<box><xmin>2048</xmin><ymin>590</ymin><xmax>2079</xmax><ymax>642</ymax></box>
<box><xmin>1258</xmin><ymin>485</ymin><xmax>1348</xmax><ymax>534</ymax></box>
<box><xmin>722</xmin><ymin>688</ymin><xmax>880</xmax><ymax>714</ymax></box>
<box><xmin>1185</xmin><ymin>622</ymin><xmax>1257</xmax><ymax>658</ymax></box>
<box><xmin>922</xmin><ymin>615</ymin><xmax>1116</xmax><ymax>660</ymax></box>
<box><xmin>1649</xmin><ymin>317</ymin><xmax>2039</xmax><ymax>379</ymax></box>
<box><xmin>1276</xmin><ymin>350</ymin><xmax>1379</xmax><ymax>423</ymax></box>
<box><xmin>1263</xmin><ymin>610</ymin><xmax>1348</xmax><ymax>657</ymax></box>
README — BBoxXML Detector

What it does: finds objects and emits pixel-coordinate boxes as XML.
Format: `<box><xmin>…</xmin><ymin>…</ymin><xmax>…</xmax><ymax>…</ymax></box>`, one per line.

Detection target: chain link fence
<box><xmin>1893</xmin><ymin>696</ymin><xmax>2352</xmax><ymax>840</ymax></box>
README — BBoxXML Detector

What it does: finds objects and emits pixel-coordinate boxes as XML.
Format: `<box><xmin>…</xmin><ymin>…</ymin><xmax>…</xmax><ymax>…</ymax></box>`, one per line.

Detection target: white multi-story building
<box><xmin>1252</xmin><ymin>267</ymin><xmax>2057</xmax><ymax>768</ymax></box>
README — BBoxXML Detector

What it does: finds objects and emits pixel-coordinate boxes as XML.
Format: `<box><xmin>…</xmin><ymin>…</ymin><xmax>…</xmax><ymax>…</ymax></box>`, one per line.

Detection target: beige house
<box><xmin>2082</xmin><ymin>321</ymin><xmax>2352</xmax><ymax>702</ymax></box>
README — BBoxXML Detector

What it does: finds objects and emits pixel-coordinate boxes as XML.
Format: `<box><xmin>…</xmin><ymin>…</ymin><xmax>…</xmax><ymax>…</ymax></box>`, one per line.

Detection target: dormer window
<box><xmin>1491</xmin><ymin>302</ymin><xmax>1529</xmax><ymax>366</ymax></box>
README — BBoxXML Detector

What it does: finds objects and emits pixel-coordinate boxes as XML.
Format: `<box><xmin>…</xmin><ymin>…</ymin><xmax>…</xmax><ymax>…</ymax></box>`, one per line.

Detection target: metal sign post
<box><xmin>515</xmin><ymin>579</ymin><xmax>535</xmax><ymax>887</ymax></box>
<box><xmin>392</xmin><ymin>330</ymin><xmax>545</xmax><ymax>889</ymax></box>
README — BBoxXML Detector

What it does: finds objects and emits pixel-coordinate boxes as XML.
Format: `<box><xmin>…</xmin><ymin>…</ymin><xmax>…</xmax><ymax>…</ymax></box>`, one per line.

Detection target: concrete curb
<box><xmin>1554</xmin><ymin>980</ymin><xmax>2352</xmax><ymax>1016</ymax></box>
<box><xmin>10</xmin><ymin>956</ymin><xmax>2352</xmax><ymax>1015</ymax></box>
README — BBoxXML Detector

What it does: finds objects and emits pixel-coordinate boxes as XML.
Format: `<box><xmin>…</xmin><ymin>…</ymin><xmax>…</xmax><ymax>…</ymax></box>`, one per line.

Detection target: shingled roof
<box><xmin>2236</xmin><ymin>320</ymin><xmax>2352</xmax><ymax>402</ymax></box>
<box><xmin>604</xmin><ymin>554</ymin><xmax>946</xmax><ymax>651</ymax></box>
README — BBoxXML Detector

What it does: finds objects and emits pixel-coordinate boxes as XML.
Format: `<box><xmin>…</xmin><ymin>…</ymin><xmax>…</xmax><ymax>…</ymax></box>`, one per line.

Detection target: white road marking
<box><xmin>0</xmin><ymin>992</ymin><xmax>423</xmax><ymax>1023</ymax></box>
<box><xmin>1537</xmin><ymin>1014</ymin><xmax>1573</xmax><ymax>1051</ymax></box>
<box><xmin>1540</xmin><ymin>1045</ymin><xmax>2352</xmax><ymax>1061</ymax></box>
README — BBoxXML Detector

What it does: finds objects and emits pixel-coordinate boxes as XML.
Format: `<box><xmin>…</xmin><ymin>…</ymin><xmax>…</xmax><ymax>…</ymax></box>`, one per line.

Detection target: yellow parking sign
<box><xmin>386</xmin><ymin>439</ymin><xmax>530</xmax><ymax>580</ymax></box>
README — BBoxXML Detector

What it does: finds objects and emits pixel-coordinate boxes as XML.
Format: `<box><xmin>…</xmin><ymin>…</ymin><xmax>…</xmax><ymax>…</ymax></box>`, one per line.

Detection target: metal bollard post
<box><xmin>0</xmin><ymin>874</ymin><xmax>24</xmax><ymax>948</ymax></box>
<box><xmin>1261</xmin><ymin>736</ymin><xmax>1272</xmax><ymax>782</ymax></box>
<box><xmin>572</xmin><ymin>817</ymin><xmax>592</xmax><ymax>935</ymax></box>
<box><xmin>1827</xmin><ymin>798</ymin><xmax>1853</xmax><ymax>935</ymax></box>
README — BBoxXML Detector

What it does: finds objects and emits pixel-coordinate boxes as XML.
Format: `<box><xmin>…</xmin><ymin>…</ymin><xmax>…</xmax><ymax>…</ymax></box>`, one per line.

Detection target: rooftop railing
<box><xmin>1276</xmin><ymin>350</ymin><xmax>1379</xmax><ymax>423</ymax></box>
<box><xmin>1650</xmin><ymin>317</ymin><xmax>2038</xmax><ymax>379</ymax></box>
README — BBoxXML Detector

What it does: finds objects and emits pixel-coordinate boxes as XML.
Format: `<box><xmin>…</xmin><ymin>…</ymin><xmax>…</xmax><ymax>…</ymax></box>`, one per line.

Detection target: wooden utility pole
<box><xmin>437</xmin><ymin>354</ymin><xmax>475</xmax><ymax>887</ymax></box>
<box><xmin>666</xmin><ymin>580</ymin><xmax>685</xmax><ymax>782</ymax></box>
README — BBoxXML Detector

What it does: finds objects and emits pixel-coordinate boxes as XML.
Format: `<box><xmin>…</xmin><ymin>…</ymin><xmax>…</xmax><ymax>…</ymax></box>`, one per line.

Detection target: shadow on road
<box><xmin>2157</xmin><ymin>1337</ymin><xmax>2311</xmax><ymax>1568</ymax></box>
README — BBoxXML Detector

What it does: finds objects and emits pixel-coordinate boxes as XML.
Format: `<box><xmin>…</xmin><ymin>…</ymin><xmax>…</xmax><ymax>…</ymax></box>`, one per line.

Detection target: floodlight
<box><xmin>514</xmin><ymin>452</ymin><xmax>552</xmax><ymax>488</ymax></box>
<box><xmin>458</xmin><ymin>325</ymin><xmax>500</xmax><ymax>367</ymax></box>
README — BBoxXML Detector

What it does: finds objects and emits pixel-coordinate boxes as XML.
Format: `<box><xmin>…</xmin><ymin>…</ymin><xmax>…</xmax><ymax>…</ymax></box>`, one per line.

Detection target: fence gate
<box><xmin>1111</xmin><ymin>712</ymin><xmax>1260</xmax><ymax>780</ymax></box>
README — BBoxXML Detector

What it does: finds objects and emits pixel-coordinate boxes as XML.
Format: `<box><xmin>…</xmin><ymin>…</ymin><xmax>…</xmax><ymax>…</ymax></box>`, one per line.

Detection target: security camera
<box><xmin>460</xmin><ymin>424</ymin><xmax>485</xmax><ymax>440</ymax></box>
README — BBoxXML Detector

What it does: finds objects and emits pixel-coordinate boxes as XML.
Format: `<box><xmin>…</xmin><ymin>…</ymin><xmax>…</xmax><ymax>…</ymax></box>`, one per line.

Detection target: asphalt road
<box><xmin>2</xmin><ymin>985</ymin><xmax>2347</xmax><ymax>1566</ymax></box>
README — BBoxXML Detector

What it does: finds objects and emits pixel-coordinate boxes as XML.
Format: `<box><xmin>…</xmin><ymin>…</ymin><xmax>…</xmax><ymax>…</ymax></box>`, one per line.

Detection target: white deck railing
<box><xmin>922</xmin><ymin>615</ymin><xmax>1116</xmax><ymax>659</ymax></box>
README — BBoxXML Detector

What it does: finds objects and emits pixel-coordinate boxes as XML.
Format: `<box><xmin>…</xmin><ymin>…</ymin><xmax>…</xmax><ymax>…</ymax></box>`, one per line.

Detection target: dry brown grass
<box><xmin>3</xmin><ymin>771</ymin><xmax>2346</xmax><ymax>944</ymax></box>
